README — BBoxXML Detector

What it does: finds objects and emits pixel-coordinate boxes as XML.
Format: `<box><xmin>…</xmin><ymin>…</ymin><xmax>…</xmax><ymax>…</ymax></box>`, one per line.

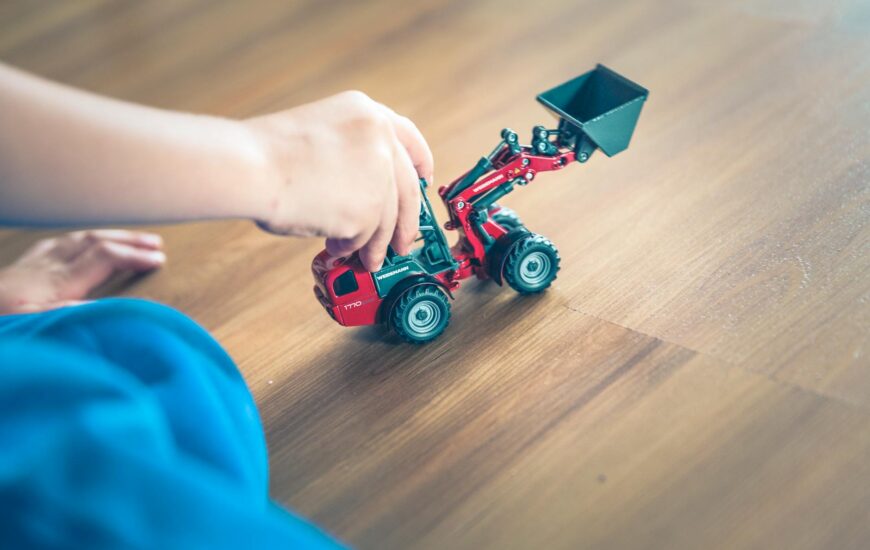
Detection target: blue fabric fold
<box><xmin>0</xmin><ymin>298</ymin><xmax>343</xmax><ymax>549</ymax></box>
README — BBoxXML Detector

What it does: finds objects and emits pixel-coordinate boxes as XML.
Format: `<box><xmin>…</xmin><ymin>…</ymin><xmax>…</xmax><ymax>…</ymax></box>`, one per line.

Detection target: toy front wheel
<box><xmin>503</xmin><ymin>234</ymin><xmax>561</xmax><ymax>294</ymax></box>
<box><xmin>390</xmin><ymin>284</ymin><xmax>451</xmax><ymax>344</ymax></box>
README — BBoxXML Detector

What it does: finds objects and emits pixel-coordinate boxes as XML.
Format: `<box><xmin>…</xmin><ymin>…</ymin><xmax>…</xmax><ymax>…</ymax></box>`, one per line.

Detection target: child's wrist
<box><xmin>239</xmin><ymin>121</ymin><xmax>283</xmax><ymax>224</ymax></box>
<box><xmin>203</xmin><ymin>116</ymin><xmax>285</xmax><ymax>224</ymax></box>
<box><xmin>239</xmin><ymin>117</ymin><xmax>300</xmax><ymax>230</ymax></box>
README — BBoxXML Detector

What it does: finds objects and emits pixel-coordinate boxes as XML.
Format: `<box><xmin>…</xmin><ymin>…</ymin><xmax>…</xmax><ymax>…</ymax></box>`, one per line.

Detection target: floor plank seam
<box><xmin>561</xmin><ymin>303</ymin><xmax>870</xmax><ymax>415</ymax></box>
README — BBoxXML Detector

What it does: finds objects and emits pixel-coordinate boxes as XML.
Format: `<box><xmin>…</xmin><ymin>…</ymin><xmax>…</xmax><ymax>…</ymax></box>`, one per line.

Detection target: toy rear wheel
<box><xmin>390</xmin><ymin>284</ymin><xmax>451</xmax><ymax>344</ymax></box>
<box><xmin>503</xmin><ymin>234</ymin><xmax>560</xmax><ymax>294</ymax></box>
<box><xmin>489</xmin><ymin>205</ymin><xmax>524</xmax><ymax>232</ymax></box>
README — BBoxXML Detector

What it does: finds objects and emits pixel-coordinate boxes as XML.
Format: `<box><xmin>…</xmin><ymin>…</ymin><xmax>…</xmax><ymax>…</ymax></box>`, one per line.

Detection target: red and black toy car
<box><xmin>312</xmin><ymin>65</ymin><xmax>648</xmax><ymax>343</ymax></box>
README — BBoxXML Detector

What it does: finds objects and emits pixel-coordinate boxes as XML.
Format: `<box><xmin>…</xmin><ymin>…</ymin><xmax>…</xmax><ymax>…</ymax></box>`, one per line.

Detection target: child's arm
<box><xmin>0</xmin><ymin>62</ymin><xmax>432</xmax><ymax>271</ymax></box>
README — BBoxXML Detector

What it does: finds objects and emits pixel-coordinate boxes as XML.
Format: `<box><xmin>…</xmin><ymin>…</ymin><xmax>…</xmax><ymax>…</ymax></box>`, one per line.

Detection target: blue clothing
<box><xmin>0</xmin><ymin>298</ymin><xmax>343</xmax><ymax>549</ymax></box>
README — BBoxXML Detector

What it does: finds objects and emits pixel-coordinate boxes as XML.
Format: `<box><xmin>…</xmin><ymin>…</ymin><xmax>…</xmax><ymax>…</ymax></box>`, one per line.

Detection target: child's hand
<box><xmin>247</xmin><ymin>91</ymin><xmax>433</xmax><ymax>271</ymax></box>
<box><xmin>1</xmin><ymin>64</ymin><xmax>433</xmax><ymax>272</ymax></box>
<box><xmin>0</xmin><ymin>230</ymin><xmax>165</xmax><ymax>315</ymax></box>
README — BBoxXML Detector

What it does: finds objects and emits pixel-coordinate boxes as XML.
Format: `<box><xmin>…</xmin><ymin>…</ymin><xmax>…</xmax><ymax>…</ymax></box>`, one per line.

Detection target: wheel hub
<box><xmin>519</xmin><ymin>251</ymin><xmax>551</xmax><ymax>286</ymax></box>
<box><xmin>407</xmin><ymin>300</ymin><xmax>440</xmax><ymax>334</ymax></box>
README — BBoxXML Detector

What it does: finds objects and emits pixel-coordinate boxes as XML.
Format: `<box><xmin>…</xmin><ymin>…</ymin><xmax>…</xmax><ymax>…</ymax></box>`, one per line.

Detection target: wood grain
<box><xmin>1</xmin><ymin>1</ymin><xmax>869</xmax><ymax>548</ymax></box>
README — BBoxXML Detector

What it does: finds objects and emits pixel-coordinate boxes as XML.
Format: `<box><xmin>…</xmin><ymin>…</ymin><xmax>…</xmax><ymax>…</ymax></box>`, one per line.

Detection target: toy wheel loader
<box><xmin>312</xmin><ymin>65</ymin><xmax>648</xmax><ymax>343</ymax></box>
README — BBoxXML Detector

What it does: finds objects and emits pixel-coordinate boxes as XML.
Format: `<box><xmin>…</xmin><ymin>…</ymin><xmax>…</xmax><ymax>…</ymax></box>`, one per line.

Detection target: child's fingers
<box><xmin>51</xmin><ymin>229</ymin><xmax>163</xmax><ymax>261</ymax></box>
<box><xmin>63</xmin><ymin>240</ymin><xmax>165</xmax><ymax>299</ymax></box>
<box><xmin>325</xmin><ymin>238</ymin><xmax>352</xmax><ymax>258</ymax></box>
<box><xmin>77</xmin><ymin>229</ymin><xmax>163</xmax><ymax>249</ymax></box>
<box><xmin>14</xmin><ymin>300</ymin><xmax>88</xmax><ymax>314</ymax></box>
<box><xmin>389</xmin><ymin>138</ymin><xmax>421</xmax><ymax>256</ymax></box>
<box><xmin>359</xmin><ymin>181</ymin><xmax>399</xmax><ymax>272</ymax></box>
<box><xmin>380</xmin><ymin>105</ymin><xmax>435</xmax><ymax>183</ymax></box>
<box><xmin>20</xmin><ymin>237</ymin><xmax>58</xmax><ymax>260</ymax></box>
<box><xmin>324</xmin><ymin>224</ymin><xmax>378</xmax><ymax>259</ymax></box>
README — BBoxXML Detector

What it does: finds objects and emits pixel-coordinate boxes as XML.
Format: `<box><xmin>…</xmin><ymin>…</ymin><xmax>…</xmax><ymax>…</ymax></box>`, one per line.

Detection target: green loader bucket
<box><xmin>537</xmin><ymin>65</ymin><xmax>648</xmax><ymax>157</ymax></box>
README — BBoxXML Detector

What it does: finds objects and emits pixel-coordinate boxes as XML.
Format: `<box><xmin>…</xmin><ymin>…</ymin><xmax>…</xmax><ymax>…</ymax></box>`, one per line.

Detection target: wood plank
<box><xmin>1</xmin><ymin>0</ymin><xmax>869</xmax><ymax>548</ymax></box>
<box><xmin>247</xmin><ymin>303</ymin><xmax>870</xmax><ymax>549</ymax></box>
<box><xmin>546</xmin><ymin>1</ymin><xmax>870</xmax><ymax>406</ymax></box>
<box><xmin>410</xmin><ymin>347</ymin><xmax>870</xmax><ymax>550</ymax></box>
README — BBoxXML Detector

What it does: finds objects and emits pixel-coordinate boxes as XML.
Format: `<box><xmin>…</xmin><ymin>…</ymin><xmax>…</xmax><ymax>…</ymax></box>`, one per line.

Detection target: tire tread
<box><xmin>390</xmin><ymin>284</ymin><xmax>451</xmax><ymax>344</ymax></box>
<box><xmin>503</xmin><ymin>234</ymin><xmax>561</xmax><ymax>294</ymax></box>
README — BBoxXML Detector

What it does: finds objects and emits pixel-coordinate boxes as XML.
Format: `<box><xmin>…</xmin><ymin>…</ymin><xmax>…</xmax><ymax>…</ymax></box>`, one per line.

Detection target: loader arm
<box><xmin>439</xmin><ymin>130</ymin><xmax>580</xmax><ymax>261</ymax></box>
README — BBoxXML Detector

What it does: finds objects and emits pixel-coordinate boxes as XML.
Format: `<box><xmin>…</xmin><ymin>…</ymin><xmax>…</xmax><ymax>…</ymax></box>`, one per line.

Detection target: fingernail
<box><xmin>364</xmin><ymin>257</ymin><xmax>383</xmax><ymax>272</ymax></box>
<box><xmin>143</xmin><ymin>234</ymin><xmax>163</xmax><ymax>247</ymax></box>
<box><xmin>152</xmin><ymin>251</ymin><xmax>167</xmax><ymax>264</ymax></box>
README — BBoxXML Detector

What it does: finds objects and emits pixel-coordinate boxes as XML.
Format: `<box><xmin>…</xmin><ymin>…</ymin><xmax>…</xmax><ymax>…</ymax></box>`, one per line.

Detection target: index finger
<box><xmin>379</xmin><ymin>104</ymin><xmax>435</xmax><ymax>184</ymax></box>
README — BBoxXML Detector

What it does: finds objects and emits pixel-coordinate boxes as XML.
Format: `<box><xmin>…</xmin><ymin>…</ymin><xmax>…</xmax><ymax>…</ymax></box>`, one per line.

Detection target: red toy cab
<box><xmin>311</xmin><ymin>251</ymin><xmax>384</xmax><ymax>326</ymax></box>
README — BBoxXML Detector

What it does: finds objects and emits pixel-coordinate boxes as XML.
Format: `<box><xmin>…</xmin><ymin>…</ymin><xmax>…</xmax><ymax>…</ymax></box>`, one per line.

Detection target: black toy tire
<box><xmin>503</xmin><ymin>234</ymin><xmax>560</xmax><ymax>294</ymax></box>
<box><xmin>490</xmin><ymin>205</ymin><xmax>524</xmax><ymax>232</ymax></box>
<box><xmin>390</xmin><ymin>284</ymin><xmax>451</xmax><ymax>344</ymax></box>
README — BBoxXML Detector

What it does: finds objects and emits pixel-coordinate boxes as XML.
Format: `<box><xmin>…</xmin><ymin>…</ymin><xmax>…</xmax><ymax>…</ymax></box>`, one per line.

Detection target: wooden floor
<box><xmin>2</xmin><ymin>1</ymin><xmax>869</xmax><ymax>548</ymax></box>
